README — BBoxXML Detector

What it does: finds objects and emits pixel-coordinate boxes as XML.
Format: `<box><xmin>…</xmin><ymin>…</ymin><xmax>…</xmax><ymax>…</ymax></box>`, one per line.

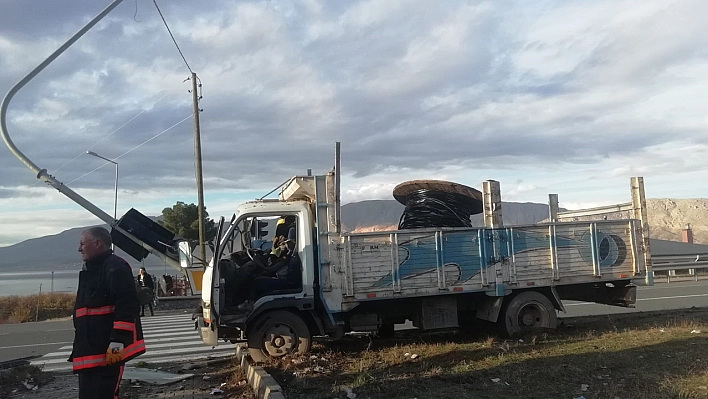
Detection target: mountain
<box><xmin>1</xmin><ymin>198</ymin><xmax>706</xmax><ymax>272</ymax></box>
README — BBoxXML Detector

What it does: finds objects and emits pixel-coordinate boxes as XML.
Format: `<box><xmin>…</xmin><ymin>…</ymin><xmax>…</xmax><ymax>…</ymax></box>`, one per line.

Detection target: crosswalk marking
<box><xmin>31</xmin><ymin>313</ymin><xmax>236</xmax><ymax>372</ymax></box>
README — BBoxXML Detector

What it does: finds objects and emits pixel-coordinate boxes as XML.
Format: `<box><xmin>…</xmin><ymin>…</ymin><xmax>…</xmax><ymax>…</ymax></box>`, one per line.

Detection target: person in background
<box><xmin>69</xmin><ymin>227</ymin><xmax>145</xmax><ymax>399</ymax></box>
<box><xmin>137</xmin><ymin>267</ymin><xmax>155</xmax><ymax>317</ymax></box>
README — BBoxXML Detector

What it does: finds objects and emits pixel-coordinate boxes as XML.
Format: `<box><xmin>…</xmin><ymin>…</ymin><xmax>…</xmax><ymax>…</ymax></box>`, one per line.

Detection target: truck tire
<box><xmin>500</xmin><ymin>291</ymin><xmax>557</xmax><ymax>337</ymax></box>
<box><xmin>247</xmin><ymin>310</ymin><xmax>311</xmax><ymax>363</ymax></box>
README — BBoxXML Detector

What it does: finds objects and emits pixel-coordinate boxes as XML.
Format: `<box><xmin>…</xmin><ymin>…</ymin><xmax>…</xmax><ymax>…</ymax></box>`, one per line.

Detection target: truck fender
<box><xmin>549</xmin><ymin>286</ymin><xmax>566</xmax><ymax>313</ymax></box>
<box><xmin>475</xmin><ymin>296</ymin><xmax>504</xmax><ymax>323</ymax></box>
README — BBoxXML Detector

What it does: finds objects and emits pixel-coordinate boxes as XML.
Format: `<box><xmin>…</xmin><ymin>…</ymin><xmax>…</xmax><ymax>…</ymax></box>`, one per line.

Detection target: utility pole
<box><xmin>192</xmin><ymin>72</ymin><xmax>207</xmax><ymax>267</ymax></box>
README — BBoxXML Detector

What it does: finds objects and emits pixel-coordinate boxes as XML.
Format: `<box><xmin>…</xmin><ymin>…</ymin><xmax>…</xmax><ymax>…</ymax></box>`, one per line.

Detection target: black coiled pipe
<box><xmin>398</xmin><ymin>189</ymin><xmax>478</xmax><ymax>229</ymax></box>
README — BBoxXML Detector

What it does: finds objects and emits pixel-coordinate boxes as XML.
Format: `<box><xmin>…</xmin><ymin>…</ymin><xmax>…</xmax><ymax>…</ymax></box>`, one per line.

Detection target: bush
<box><xmin>0</xmin><ymin>293</ymin><xmax>75</xmax><ymax>324</ymax></box>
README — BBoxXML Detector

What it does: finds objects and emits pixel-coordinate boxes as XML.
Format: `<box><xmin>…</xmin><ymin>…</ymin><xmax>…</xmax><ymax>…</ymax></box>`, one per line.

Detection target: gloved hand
<box><xmin>105</xmin><ymin>342</ymin><xmax>124</xmax><ymax>365</ymax></box>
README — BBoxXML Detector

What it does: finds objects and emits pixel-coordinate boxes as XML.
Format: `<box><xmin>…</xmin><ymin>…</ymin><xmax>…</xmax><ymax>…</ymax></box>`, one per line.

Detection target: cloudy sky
<box><xmin>1</xmin><ymin>0</ymin><xmax>707</xmax><ymax>247</ymax></box>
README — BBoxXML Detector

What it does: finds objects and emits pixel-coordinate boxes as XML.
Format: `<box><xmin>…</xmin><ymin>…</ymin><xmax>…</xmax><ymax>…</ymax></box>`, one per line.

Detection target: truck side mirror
<box><xmin>177</xmin><ymin>240</ymin><xmax>192</xmax><ymax>268</ymax></box>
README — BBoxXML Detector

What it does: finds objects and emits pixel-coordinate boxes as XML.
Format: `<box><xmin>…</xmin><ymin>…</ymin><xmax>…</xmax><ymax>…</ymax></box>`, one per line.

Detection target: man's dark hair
<box><xmin>84</xmin><ymin>227</ymin><xmax>113</xmax><ymax>249</ymax></box>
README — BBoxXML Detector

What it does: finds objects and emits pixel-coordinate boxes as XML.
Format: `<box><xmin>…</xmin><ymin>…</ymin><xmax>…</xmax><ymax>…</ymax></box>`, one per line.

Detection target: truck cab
<box><xmin>194</xmin><ymin>174</ymin><xmax>336</xmax><ymax>362</ymax></box>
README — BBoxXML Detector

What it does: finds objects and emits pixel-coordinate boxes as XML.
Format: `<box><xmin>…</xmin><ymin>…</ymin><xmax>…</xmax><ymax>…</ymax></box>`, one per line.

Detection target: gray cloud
<box><xmin>2</xmin><ymin>0</ymin><xmax>708</xmax><ymax>245</ymax></box>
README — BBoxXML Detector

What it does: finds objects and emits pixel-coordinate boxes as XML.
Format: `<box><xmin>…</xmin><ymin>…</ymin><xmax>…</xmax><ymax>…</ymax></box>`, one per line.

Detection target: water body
<box><xmin>0</xmin><ymin>270</ymin><xmax>79</xmax><ymax>296</ymax></box>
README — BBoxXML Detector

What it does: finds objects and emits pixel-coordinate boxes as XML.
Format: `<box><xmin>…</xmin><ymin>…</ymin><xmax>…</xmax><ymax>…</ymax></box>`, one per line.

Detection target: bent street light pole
<box><xmin>0</xmin><ymin>0</ymin><xmax>187</xmax><ymax>272</ymax></box>
<box><xmin>86</xmin><ymin>150</ymin><xmax>119</xmax><ymax>222</ymax></box>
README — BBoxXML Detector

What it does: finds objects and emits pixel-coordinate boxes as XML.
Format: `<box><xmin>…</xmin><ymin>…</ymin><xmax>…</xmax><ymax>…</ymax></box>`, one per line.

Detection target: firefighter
<box><xmin>69</xmin><ymin>227</ymin><xmax>146</xmax><ymax>399</ymax></box>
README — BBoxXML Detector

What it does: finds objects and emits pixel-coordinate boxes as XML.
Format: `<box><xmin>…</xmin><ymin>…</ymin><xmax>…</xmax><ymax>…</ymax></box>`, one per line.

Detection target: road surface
<box><xmin>0</xmin><ymin>311</ymin><xmax>235</xmax><ymax>371</ymax></box>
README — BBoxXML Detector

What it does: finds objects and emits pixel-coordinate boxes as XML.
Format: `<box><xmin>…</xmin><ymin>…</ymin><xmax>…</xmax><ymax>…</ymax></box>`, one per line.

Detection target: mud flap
<box><xmin>197</xmin><ymin>311</ymin><xmax>218</xmax><ymax>346</ymax></box>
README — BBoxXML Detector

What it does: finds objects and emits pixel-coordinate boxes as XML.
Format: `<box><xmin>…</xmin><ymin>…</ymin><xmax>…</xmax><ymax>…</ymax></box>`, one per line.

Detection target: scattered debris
<box><xmin>404</xmin><ymin>352</ymin><xmax>411</xmax><ymax>357</ymax></box>
<box><xmin>311</xmin><ymin>355</ymin><xmax>318</xmax><ymax>360</ymax></box>
<box><xmin>22</xmin><ymin>377</ymin><xmax>37</xmax><ymax>390</ymax></box>
<box><xmin>182</xmin><ymin>363</ymin><xmax>201</xmax><ymax>371</ymax></box>
<box><xmin>692</xmin><ymin>330</ymin><xmax>702</xmax><ymax>334</ymax></box>
<box><xmin>123</xmin><ymin>367</ymin><xmax>194</xmax><ymax>385</ymax></box>
<box><xmin>344</xmin><ymin>387</ymin><xmax>357</xmax><ymax>399</ymax></box>
<box><xmin>210</xmin><ymin>387</ymin><xmax>224</xmax><ymax>395</ymax></box>
<box><xmin>659</xmin><ymin>328</ymin><xmax>665</xmax><ymax>332</ymax></box>
<box><xmin>491</xmin><ymin>378</ymin><xmax>501</xmax><ymax>383</ymax></box>
<box><xmin>410</xmin><ymin>354</ymin><xmax>419</xmax><ymax>360</ymax></box>
<box><xmin>580</xmin><ymin>384</ymin><xmax>589</xmax><ymax>392</ymax></box>
<box><xmin>574</xmin><ymin>396</ymin><xmax>586</xmax><ymax>399</ymax></box>
<box><xmin>203</xmin><ymin>375</ymin><xmax>212</xmax><ymax>380</ymax></box>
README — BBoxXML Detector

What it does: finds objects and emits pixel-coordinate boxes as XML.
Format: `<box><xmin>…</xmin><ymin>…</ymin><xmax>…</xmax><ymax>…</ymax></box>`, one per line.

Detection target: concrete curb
<box><xmin>235</xmin><ymin>345</ymin><xmax>286</xmax><ymax>399</ymax></box>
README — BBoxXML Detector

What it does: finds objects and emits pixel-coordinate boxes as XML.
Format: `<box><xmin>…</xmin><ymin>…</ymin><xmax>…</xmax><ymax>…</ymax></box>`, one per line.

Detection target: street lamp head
<box><xmin>85</xmin><ymin>150</ymin><xmax>117</xmax><ymax>165</ymax></box>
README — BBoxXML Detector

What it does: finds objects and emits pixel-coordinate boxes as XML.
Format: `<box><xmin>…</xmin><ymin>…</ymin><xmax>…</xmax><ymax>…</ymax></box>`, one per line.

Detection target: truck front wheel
<box><xmin>500</xmin><ymin>291</ymin><xmax>557</xmax><ymax>337</ymax></box>
<box><xmin>247</xmin><ymin>310</ymin><xmax>312</xmax><ymax>363</ymax></box>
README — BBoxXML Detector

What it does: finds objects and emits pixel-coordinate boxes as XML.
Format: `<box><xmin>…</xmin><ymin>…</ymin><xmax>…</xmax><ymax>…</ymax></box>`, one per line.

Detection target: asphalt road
<box><xmin>561</xmin><ymin>279</ymin><xmax>708</xmax><ymax>317</ymax></box>
<box><xmin>2</xmin><ymin>280</ymin><xmax>707</xmax><ymax>364</ymax></box>
<box><xmin>0</xmin><ymin>317</ymin><xmax>73</xmax><ymax>363</ymax></box>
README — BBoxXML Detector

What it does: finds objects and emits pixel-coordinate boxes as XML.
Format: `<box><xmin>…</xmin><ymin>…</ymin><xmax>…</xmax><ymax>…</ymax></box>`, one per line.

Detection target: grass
<box><xmin>264</xmin><ymin>308</ymin><xmax>708</xmax><ymax>399</ymax></box>
<box><xmin>0</xmin><ymin>293</ymin><xmax>74</xmax><ymax>323</ymax></box>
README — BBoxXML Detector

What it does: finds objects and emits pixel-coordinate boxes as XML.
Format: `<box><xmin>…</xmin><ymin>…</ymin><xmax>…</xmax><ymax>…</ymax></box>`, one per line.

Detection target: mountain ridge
<box><xmin>0</xmin><ymin>198</ymin><xmax>705</xmax><ymax>272</ymax></box>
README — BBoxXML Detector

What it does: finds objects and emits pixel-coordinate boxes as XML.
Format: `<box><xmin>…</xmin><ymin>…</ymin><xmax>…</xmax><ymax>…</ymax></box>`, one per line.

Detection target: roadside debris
<box><xmin>491</xmin><ymin>378</ymin><xmax>501</xmax><ymax>383</ymax></box>
<box><xmin>580</xmin><ymin>384</ymin><xmax>589</xmax><ymax>391</ymax></box>
<box><xmin>123</xmin><ymin>366</ymin><xmax>194</xmax><ymax>386</ymax></box>
<box><xmin>182</xmin><ymin>363</ymin><xmax>201</xmax><ymax>370</ymax></box>
<box><xmin>691</xmin><ymin>329</ymin><xmax>702</xmax><ymax>334</ymax></box>
<box><xmin>210</xmin><ymin>387</ymin><xmax>224</xmax><ymax>395</ymax></box>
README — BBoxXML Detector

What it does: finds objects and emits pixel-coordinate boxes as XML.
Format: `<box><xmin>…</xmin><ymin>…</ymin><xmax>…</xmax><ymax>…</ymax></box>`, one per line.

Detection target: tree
<box><xmin>160</xmin><ymin>202</ymin><xmax>217</xmax><ymax>242</ymax></box>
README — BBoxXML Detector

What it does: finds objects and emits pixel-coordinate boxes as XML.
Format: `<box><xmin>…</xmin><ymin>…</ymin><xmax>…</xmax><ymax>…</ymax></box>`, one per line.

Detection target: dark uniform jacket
<box><xmin>68</xmin><ymin>250</ymin><xmax>146</xmax><ymax>372</ymax></box>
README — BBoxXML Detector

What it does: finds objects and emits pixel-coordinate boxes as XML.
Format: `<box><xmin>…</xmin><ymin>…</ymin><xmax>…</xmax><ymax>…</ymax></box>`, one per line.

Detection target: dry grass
<box><xmin>0</xmin><ymin>292</ymin><xmax>74</xmax><ymax>323</ymax></box>
<box><xmin>265</xmin><ymin>308</ymin><xmax>708</xmax><ymax>399</ymax></box>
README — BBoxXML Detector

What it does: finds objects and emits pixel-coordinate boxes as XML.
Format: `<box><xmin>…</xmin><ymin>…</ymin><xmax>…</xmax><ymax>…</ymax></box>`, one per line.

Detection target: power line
<box><xmin>66</xmin><ymin>114</ymin><xmax>192</xmax><ymax>185</ymax></box>
<box><xmin>152</xmin><ymin>0</ymin><xmax>193</xmax><ymax>74</ymax></box>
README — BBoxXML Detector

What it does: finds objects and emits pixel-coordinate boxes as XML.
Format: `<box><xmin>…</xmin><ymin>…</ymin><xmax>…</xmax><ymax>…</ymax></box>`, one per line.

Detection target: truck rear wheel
<box><xmin>247</xmin><ymin>310</ymin><xmax>311</xmax><ymax>363</ymax></box>
<box><xmin>500</xmin><ymin>291</ymin><xmax>557</xmax><ymax>337</ymax></box>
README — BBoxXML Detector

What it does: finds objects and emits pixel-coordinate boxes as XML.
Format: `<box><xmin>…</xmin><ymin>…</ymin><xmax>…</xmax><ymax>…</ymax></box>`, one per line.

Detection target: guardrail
<box><xmin>652</xmin><ymin>254</ymin><xmax>708</xmax><ymax>282</ymax></box>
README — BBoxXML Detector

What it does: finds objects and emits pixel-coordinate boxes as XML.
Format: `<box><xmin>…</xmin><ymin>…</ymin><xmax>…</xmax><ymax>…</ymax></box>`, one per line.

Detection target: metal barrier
<box><xmin>652</xmin><ymin>254</ymin><xmax>708</xmax><ymax>282</ymax></box>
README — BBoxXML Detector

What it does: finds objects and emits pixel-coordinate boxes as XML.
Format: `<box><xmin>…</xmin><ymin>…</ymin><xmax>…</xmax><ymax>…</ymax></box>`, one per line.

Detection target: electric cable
<box><xmin>67</xmin><ymin>113</ymin><xmax>192</xmax><ymax>185</ymax></box>
<box><xmin>152</xmin><ymin>0</ymin><xmax>193</xmax><ymax>74</ymax></box>
<box><xmin>397</xmin><ymin>188</ymin><xmax>480</xmax><ymax>229</ymax></box>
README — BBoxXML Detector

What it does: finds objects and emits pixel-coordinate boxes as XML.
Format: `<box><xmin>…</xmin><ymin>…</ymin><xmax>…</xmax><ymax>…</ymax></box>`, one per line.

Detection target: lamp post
<box><xmin>86</xmin><ymin>150</ymin><xmax>119</xmax><ymax>227</ymax></box>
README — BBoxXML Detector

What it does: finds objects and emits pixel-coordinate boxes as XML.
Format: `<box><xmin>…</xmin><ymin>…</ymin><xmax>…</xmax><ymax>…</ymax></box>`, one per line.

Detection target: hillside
<box><xmin>0</xmin><ymin>198</ymin><xmax>705</xmax><ymax>271</ymax></box>
<box><xmin>647</xmin><ymin>199</ymin><xmax>708</xmax><ymax>243</ymax></box>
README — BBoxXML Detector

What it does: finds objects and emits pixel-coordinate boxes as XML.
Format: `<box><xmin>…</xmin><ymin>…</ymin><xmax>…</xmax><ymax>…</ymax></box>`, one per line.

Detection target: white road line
<box><xmin>30</xmin><ymin>344</ymin><xmax>236</xmax><ymax>368</ymax></box>
<box><xmin>141</xmin><ymin>330</ymin><xmax>201</xmax><ymax>339</ymax></box>
<box><xmin>140</xmin><ymin>326</ymin><xmax>196</xmax><ymax>334</ymax></box>
<box><xmin>0</xmin><ymin>341</ymin><xmax>71</xmax><ymax>350</ymax></box>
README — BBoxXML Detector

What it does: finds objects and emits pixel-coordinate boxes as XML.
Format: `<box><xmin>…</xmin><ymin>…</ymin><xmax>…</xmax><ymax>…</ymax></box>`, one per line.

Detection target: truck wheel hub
<box><xmin>263</xmin><ymin>324</ymin><xmax>296</xmax><ymax>357</ymax></box>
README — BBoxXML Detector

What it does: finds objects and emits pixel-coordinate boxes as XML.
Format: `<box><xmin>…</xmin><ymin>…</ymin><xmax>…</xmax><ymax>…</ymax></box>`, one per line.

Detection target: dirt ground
<box><xmin>3</xmin><ymin>357</ymin><xmax>255</xmax><ymax>399</ymax></box>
